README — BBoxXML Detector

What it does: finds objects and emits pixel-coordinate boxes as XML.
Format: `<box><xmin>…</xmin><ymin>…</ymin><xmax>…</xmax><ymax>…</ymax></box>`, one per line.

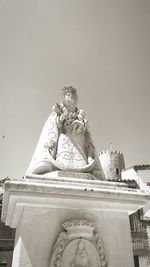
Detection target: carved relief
<box><xmin>70</xmin><ymin>240</ymin><xmax>89</xmax><ymax>267</ymax></box>
<box><xmin>50</xmin><ymin>220</ymin><xmax>107</xmax><ymax>267</ymax></box>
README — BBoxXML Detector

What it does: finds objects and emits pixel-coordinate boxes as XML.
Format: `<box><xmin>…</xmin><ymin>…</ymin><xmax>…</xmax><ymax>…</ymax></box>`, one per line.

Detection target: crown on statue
<box><xmin>61</xmin><ymin>85</ymin><xmax>77</xmax><ymax>96</ymax></box>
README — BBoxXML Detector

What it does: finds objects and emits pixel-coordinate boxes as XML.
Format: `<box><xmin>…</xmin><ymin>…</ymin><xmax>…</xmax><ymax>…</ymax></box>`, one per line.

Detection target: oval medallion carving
<box><xmin>50</xmin><ymin>220</ymin><xmax>107</xmax><ymax>267</ymax></box>
<box><xmin>61</xmin><ymin>239</ymin><xmax>100</xmax><ymax>267</ymax></box>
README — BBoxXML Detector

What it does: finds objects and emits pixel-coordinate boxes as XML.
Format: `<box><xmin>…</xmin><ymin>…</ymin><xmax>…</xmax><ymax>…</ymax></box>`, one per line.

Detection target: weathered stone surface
<box><xmin>2</xmin><ymin>174</ymin><xmax>150</xmax><ymax>267</ymax></box>
<box><xmin>2</xmin><ymin>177</ymin><xmax>150</xmax><ymax>228</ymax></box>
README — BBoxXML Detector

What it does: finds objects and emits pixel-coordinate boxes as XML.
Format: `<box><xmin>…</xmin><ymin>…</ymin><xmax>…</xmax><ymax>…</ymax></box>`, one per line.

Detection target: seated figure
<box><xmin>26</xmin><ymin>86</ymin><xmax>104</xmax><ymax>180</ymax></box>
<box><xmin>71</xmin><ymin>241</ymin><xmax>89</xmax><ymax>267</ymax></box>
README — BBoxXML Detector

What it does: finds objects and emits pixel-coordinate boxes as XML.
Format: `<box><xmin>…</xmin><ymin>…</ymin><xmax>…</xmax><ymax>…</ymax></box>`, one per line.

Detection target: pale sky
<box><xmin>0</xmin><ymin>0</ymin><xmax>150</xmax><ymax>179</ymax></box>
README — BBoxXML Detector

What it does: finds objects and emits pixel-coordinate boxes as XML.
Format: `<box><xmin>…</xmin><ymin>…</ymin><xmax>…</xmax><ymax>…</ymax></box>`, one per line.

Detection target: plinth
<box><xmin>2</xmin><ymin>172</ymin><xmax>150</xmax><ymax>267</ymax></box>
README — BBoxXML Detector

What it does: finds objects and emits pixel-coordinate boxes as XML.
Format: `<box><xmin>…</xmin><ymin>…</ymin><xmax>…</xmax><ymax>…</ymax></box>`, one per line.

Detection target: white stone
<box><xmin>2</xmin><ymin>174</ymin><xmax>150</xmax><ymax>267</ymax></box>
<box><xmin>50</xmin><ymin>219</ymin><xmax>107</xmax><ymax>267</ymax></box>
<box><xmin>26</xmin><ymin>86</ymin><xmax>104</xmax><ymax>180</ymax></box>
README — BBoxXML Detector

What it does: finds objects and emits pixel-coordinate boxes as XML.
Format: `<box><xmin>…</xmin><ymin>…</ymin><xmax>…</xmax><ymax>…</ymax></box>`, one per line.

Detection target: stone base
<box><xmin>26</xmin><ymin>170</ymin><xmax>96</xmax><ymax>180</ymax></box>
<box><xmin>2</xmin><ymin>174</ymin><xmax>150</xmax><ymax>267</ymax></box>
<box><xmin>12</xmin><ymin>207</ymin><xmax>133</xmax><ymax>267</ymax></box>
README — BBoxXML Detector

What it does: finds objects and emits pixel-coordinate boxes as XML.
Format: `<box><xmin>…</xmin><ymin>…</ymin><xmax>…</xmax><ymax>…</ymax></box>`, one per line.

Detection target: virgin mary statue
<box><xmin>26</xmin><ymin>86</ymin><xmax>104</xmax><ymax>180</ymax></box>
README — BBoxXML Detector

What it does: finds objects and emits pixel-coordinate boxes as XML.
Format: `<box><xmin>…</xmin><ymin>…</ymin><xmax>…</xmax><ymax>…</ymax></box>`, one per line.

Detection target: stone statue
<box><xmin>71</xmin><ymin>241</ymin><xmax>89</xmax><ymax>267</ymax></box>
<box><xmin>26</xmin><ymin>86</ymin><xmax>104</xmax><ymax>180</ymax></box>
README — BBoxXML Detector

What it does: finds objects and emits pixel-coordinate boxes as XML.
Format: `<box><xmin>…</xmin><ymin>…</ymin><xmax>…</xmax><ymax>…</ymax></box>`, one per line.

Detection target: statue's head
<box><xmin>61</xmin><ymin>86</ymin><xmax>79</xmax><ymax>108</ymax></box>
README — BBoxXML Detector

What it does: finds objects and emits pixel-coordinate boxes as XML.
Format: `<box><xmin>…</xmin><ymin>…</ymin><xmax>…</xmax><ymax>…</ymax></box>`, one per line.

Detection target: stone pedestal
<box><xmin>2</xmin><ymin>172</ymin><xmax>150</xmax><ymax>267</ymax></box>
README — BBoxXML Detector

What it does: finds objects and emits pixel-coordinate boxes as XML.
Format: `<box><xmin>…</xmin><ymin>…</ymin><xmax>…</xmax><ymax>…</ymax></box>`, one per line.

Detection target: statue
<box><xmin>71</xmin><ymin>241</ymin><xmax>90</xmax><ymax>267</ymax></box>
<box><xmin>26</xmin><ymin>86</ymin><xmax>104</xmax><ymax>180</ymax></box>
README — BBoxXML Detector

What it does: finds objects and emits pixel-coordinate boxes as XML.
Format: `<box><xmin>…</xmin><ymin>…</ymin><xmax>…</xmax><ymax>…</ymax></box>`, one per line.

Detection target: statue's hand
<box><xmin>60</xmin><ymin>113</ymin><xmax>66</xmax><ymax>122</ymax></box>
<box><xmin>71</xmin><ymin>120</ymin><xmax>85</xmax><ymax>134</ymax></box>
<box><xmin>88</xmin><ymin>156</ymin><xmax>94</xmax><ymax>164</ymax></box>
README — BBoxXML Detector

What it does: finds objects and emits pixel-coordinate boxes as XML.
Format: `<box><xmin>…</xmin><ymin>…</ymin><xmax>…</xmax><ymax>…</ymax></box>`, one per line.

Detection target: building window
<box><xmin>134</xmin><ymin>256</ymin><xmax>139</xmax><ymax>267</ymax></box>
<box><xmin>116</xmin><ymin>168</ymin><xmax>119</xmax><ymax>175</ymax></box>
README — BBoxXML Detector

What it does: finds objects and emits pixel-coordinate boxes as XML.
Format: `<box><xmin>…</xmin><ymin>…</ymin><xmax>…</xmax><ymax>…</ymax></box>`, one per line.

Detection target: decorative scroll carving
<box><xmin>50</xmin><ymin>220</ymin><xmax>107</xmax><ymax>267</ymax></box>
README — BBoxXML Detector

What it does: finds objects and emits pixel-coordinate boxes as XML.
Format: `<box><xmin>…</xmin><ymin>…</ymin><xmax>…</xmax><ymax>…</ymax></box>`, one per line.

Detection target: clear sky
<box><xmin>0</xmin><ymin>0</ymin><xmax>150</xmax><ymax>179</ymax></box>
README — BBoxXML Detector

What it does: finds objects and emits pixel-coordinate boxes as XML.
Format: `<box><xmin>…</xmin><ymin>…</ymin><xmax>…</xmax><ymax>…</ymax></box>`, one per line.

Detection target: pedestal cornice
<box><xmin>2</xmin><ymin>173</ymin><xmax>150</xmax><ymax>228</ymax></box>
